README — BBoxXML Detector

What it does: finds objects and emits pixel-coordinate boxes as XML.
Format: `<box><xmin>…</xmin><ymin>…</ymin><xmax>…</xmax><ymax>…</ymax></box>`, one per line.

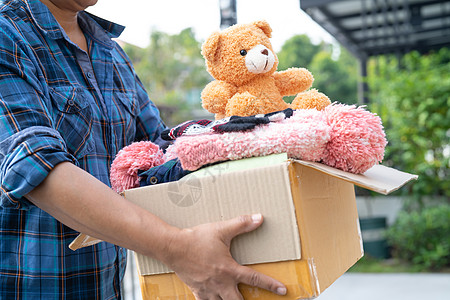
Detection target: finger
<box><xmin>236</xmin><ymin>265</ymin><xmax>287</xmax><ymax>296</ymax></box>
<box><xmin>219</xmin><ymin>214</ymin><xmax>263</xmax><ymax>244</ymax></box>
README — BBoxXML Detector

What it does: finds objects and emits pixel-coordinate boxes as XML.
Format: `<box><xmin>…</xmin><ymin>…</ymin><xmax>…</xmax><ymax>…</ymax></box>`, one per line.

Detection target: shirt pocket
<box><xmin>49</xmin><ymin>86</ymin><xmax>94</xmax><ymax>159</ymax></box>
<box><xmin>113</xmin><ymin>91</ymin><xmax>140</xmax><ymax>145</ymax></box>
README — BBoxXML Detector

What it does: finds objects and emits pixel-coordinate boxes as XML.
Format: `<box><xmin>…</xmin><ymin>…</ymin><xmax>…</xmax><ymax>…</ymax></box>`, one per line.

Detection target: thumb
<box><xmin>219</xmin><ymin>214</ymin><xmax>263</xmax><ymax>245</ymax></box>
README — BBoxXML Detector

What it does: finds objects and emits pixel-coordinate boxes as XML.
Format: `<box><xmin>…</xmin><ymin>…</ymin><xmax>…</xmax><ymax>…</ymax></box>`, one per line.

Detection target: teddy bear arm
<box><xmin>273</xmin><ymin>68</ymin><xmax>314</xmax><ymax>96</ymax></box>
<box><xmin>201</xmin><ymin>81</ymin><xmax>237</xmax><ymax>114</ymax></box>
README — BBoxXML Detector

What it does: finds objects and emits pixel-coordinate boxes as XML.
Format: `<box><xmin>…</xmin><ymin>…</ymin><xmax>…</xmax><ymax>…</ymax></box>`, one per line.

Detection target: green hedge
<box><xmin>368</xmin><ymin>48</ymin><xmax>450</xmax><ymax>201</ymax></box>
<box><xmin>386</xmin><ymin>205</ymin><xmax>450</xmax><ymax>271</ymax></box>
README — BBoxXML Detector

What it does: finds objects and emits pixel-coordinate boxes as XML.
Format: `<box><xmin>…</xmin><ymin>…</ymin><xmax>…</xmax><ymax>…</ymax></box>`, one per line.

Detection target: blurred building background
<box><xmin>118</xmin><ymin>0</ymin><xmax>449</xmax><ymax>299</ymax></box>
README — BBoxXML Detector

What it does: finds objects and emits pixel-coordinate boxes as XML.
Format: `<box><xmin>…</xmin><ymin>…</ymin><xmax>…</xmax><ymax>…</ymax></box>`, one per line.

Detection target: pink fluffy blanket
<box><xmin>166</xmin><ymin>104</ymin><xmax>387</xmax><ymax>174</ymax></box>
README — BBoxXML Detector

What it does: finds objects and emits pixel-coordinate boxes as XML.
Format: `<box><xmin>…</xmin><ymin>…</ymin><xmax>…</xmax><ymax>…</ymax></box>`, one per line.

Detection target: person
<box><xmin>0</xmin><ymin>0</ymin><xmax>287</xmax><ymax>299</ymax></box>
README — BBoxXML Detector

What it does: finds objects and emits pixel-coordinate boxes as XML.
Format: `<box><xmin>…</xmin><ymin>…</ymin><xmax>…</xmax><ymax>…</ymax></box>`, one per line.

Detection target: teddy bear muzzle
<box><xmin>245</xmin><ymin>44</ymin><xmax>275</xmax><ymax>74</ymax></box>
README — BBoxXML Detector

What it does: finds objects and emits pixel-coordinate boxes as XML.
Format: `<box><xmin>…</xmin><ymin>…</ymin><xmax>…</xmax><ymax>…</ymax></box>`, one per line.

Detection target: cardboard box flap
<box><xmin>293</xmin><ymin>160</ymin><xmax>418</xmax><ymax>195</ymax></box>
<box><xmin>124</xmin><ymin>161</ymin><xmax>301</xmax><ymax>275</ymax></box>
<box><xmin>69</xmin><ymin>234</ymin><xmax>101</xmax><ymax>250</ymax></box>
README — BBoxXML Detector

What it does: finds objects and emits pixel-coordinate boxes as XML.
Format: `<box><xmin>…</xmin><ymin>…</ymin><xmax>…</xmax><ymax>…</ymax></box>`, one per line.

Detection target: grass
<box><xmin>348</xmin><ymin>256</ymin><xmax>426</xmax><ymax>273</ymax></box>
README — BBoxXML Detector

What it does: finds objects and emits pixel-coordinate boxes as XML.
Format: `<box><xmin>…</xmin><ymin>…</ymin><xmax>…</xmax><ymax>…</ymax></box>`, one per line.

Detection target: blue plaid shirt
<box><xmin>0</xmin><ymin>0</ymin><xmax>166</xmax><ymax>298</ymax></box>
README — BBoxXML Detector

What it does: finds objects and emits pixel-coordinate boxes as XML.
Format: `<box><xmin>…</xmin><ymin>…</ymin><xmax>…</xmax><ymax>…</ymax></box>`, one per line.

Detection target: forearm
<box><xmin>26</xmin><ymin>161</ymin><xmax>287</xmax><ymax>298</ymax></box>
<box><xmin>25</xmin><ymin>161</ymin><xmax>177</xmax><ymax>261</ymax></box>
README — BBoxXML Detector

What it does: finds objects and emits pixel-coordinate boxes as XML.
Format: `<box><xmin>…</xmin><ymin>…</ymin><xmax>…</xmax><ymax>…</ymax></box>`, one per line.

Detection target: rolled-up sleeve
<box><xmin>0</xmin><ymin>26</ymin><xmax>73</xmax><ymax>209</ymax></box>
<box><xmin>0</xmin><ymin>126</ymin><xmax>73</xmax><ymax>209</ymax></box>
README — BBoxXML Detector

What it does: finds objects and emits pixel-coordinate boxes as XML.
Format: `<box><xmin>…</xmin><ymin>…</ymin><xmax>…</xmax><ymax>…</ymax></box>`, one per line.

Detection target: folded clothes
<box><xmin>110</xmin><ymin>105</ymin><xmax>386</xmax><ymax>193</ymax></box>
<box><xmin>165</xmin><ymin>104</ymin><xmax>386</xmax><ymax>174</ymax></box>
<box><xmin>161</xmin><ymin>108</ymin><xmax>293</xmax><ymax>140</ymax></box>
<box><xmin>165</xmin><ymin>109</ymin><xmax>330</xmax><ymax>171</ymax></box>
<box><xmin>138</xmin><ymin>158</ymin><xmax>192</xmax><ymax>186</ymax></box>
<box><xmin>110</xmin><ymin>141</ymin><xmax>167</xmax><ymax>193</ymax></box>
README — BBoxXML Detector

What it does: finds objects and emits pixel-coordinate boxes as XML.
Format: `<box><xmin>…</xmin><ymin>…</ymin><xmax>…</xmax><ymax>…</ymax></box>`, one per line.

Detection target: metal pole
<box><xmin>219</xmin><ymin>0</ymin><xmax>237</xmax><ymax>29</ymax></box>
<box><xmin>359</xmin><ymin>0</ymin><xmax>369</xmax><ymax>105</ymax></box>
<box><xmin>358</xmin><ymin>56</ymin><xmax>369</xmax><ymax>104</ymax></box>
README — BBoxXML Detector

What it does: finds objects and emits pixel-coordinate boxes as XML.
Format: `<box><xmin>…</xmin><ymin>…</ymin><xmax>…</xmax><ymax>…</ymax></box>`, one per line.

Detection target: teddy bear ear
<box><xmin>253</xmin><ymin>20</ymin><xmax>272</xmax><ymax>38</ymax></box>
<box><xmin>201</xmin><ymin>32</ymin><xmax>221</xmax><ymax>63</ymax></box>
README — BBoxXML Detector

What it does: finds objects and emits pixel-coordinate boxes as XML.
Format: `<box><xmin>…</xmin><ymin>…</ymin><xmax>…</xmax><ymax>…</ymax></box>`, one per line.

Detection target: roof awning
<box><xmin>300</xmin><ymin>0</ymin><xmax>450</xmax><ymax>59</ymax></box>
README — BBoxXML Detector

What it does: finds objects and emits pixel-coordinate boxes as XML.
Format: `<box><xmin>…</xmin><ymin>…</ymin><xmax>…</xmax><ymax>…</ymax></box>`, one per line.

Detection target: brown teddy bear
<box><xmin>201</xmin><ymin>20</ymin><xmax>331</xmax><ymax>119</ymax></box>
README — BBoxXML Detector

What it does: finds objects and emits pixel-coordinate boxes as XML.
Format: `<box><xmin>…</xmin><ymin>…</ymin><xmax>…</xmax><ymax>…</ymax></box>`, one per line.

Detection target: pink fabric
<box><xmin>166</xmin><ymin>104</ymin><xmax>387</xmax><ymax>174</ymax></box>
<box><xmin>108</xmin><ymin>104</ymin><xmax>387</xmax><ymax>192</ymax></box>
<box><xmin>110</xmin><ymin>141</ymin><xmax>167</xmax><ymax>192</ymax></box>
<box><xmin>322</xmin><ymin>104</ymin><xmax>387</xmax><ymax>174</ymax></box>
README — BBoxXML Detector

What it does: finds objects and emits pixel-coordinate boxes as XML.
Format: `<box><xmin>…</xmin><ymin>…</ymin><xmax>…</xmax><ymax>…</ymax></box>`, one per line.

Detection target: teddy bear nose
<box><xmin>261</xmin><ymin>49</ymin><xmax>269</xmax><ymax>56</ymax></box>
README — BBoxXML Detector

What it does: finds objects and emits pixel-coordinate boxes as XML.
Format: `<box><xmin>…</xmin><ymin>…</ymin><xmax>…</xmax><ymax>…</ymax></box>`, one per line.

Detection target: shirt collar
<box><xmin>25</xmin><ymin>0</ymin><xmax>63</xmax><ymax>39</ymax></box>
<box><xmin>80</xmin><ymin>11</ymin><xmax>125</xmax><ymax>39</ymax></box>
<box><xmin>25</xmin><ymin>0</ymin><xmax>125</xmax><ymax>42</ymax></box>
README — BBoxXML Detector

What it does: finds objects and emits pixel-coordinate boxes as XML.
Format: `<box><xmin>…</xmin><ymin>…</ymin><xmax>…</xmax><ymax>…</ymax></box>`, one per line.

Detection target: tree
<box><xmin>368</xmin><ymin>48</ymin><xmax>450</xmax><ymax>202</ymax></box>
<box><xmin>277</xmin><ymin>34</ymin><xmax>324</xmax><ymax>69</ymax></box>
<box><xmin>309</xmin><ymin>47</ymin><xmax>358</xmax><ymax>104</ymax></box>
<box><xmin>123</xmin><ymin>28</ymin><xmax>211</xmax><ymax>125</ymax></box>
<box><xmin>277</xmin><ymin>34</ymin><xmax>358</xmax><ymax>104</ymax></box>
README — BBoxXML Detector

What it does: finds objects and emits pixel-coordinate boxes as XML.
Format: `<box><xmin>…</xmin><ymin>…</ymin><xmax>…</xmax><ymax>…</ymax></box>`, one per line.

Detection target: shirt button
<box><xmin>87</xmin><ymin>72</ymin><xmax>93</xmax><ymax>78</ymax></box>
<box><xmin>68</xmin><ymin>99</ymin><xmax>75</xmax><ymax>106</ymax></box>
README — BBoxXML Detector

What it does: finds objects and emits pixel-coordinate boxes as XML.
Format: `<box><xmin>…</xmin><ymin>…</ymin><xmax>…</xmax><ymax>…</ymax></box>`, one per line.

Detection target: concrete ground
<box><xmin>317</xmin><ymin>273</ymin><xmax>450</xmax><ymax>300</ymax></box>
<box><xmin>124</xmin><ymin>252</ymin><xmax>450</xmax><ymax>300</ymax></box>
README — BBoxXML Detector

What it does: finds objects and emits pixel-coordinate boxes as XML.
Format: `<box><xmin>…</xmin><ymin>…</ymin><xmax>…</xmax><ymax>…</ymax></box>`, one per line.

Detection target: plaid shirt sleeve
<box><xmin>0</xmin><ymin>17</ymin><xmax>74</xmax><ymax>209</ymax></box>
<box><xmin>0</xmin><ymin>2</ymin><xmax>160</xmax><ymax>298</ymax></box>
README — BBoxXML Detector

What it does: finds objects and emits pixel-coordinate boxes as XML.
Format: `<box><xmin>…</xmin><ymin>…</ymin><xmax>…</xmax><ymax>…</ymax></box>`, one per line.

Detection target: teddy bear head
<box><xmin>201</xmin><ymin>20</ymin><xmax>278</xmax><ymax>86</ymax></box>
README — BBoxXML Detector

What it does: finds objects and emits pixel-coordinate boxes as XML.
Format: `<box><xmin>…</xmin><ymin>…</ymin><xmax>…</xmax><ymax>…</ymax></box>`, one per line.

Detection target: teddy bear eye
<box><xmin>240</xmin><ymin>49</ymin><xmax>247</xmax><ymax>56</ymax></box>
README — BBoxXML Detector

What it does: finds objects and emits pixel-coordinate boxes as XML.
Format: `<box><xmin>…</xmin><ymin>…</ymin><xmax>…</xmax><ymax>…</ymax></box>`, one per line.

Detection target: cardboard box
<box><xmin>116</xmin><ymin>153</ymin><xmax>417</xmax><ymax>299</ymax></box>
